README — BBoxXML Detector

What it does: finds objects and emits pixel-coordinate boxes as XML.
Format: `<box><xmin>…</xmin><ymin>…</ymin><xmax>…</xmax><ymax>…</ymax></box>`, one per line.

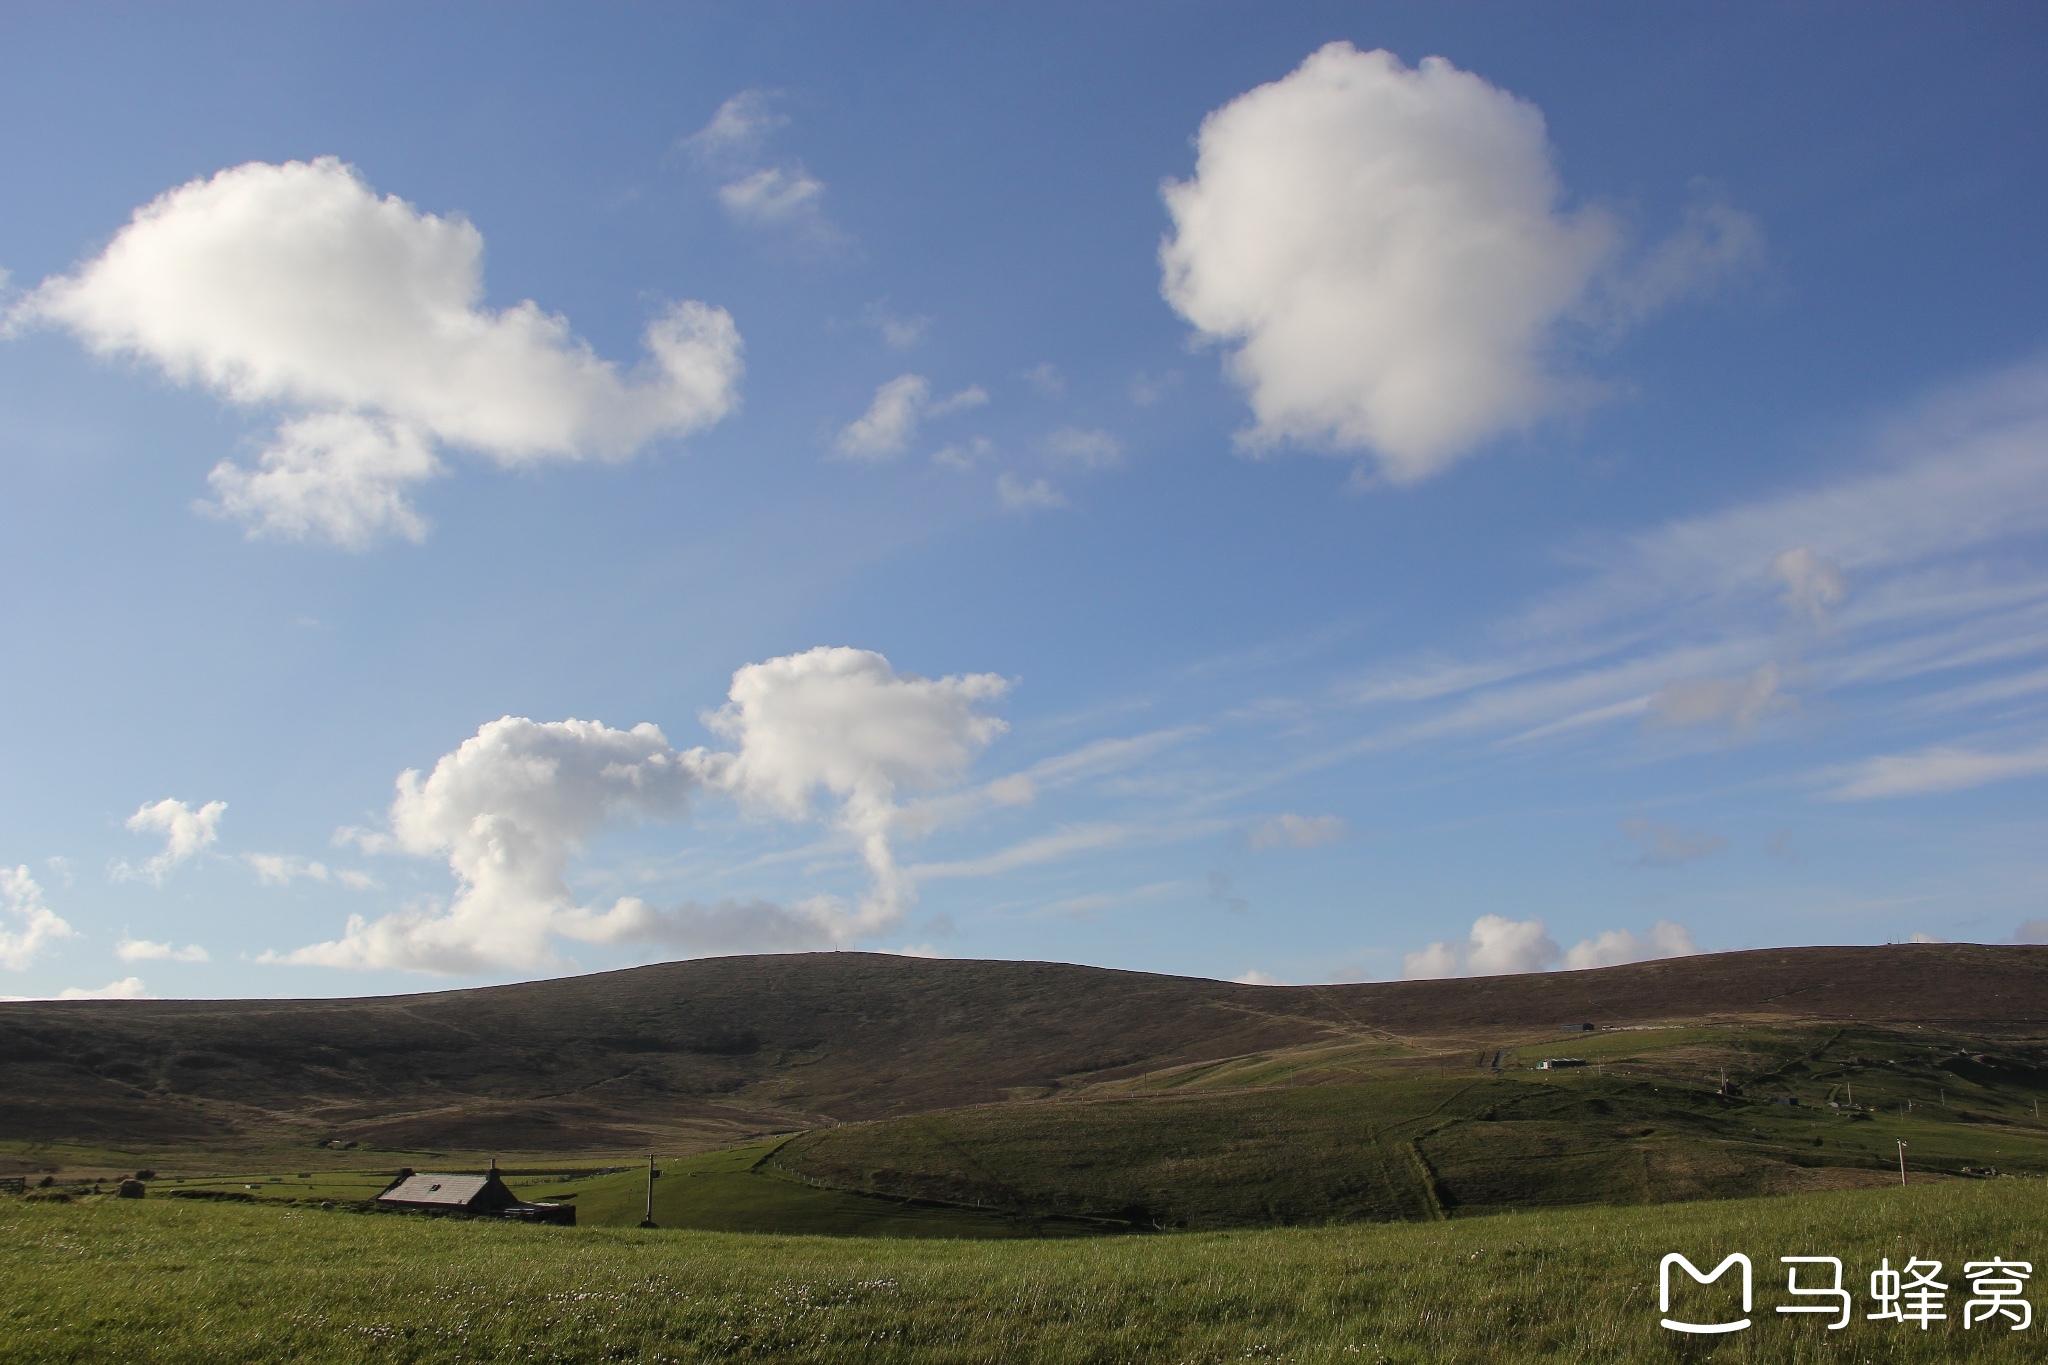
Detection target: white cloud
<box><xmin>1771</xmin><ymin>547</ymin><xmax>1849</xmax><ymax>627</ymax></box>
<box><xmin>244</xmin><ymin>853</ymin><xmax>376</xmax><ymax>890</ymax></box>
<box><xmin>997</xmin><ymin>472</ymin><xmax>1065</xmax><ymax>512</ymax></box>
<box><xmin>1400</xmin><ymin>939</ymin><xmax>1465</xmax><ymax>980</ymax></box>
<box><xmin>1826</xmin><ymin>741</ymin><xmax>2048</xmax><ymax>801</ymax></box>
<box><xmin>1161</xmin><ymin>44</ymin><xmax>1751</xmax><ymax>483</ymax></box>
<box><xmin>1248</xmin><ymin>813</ymin><xmax>1347</xmax><ymax>850</ymax></box>
<box><xmin>278</xmin><ymin>647</ymin><xmax>1009</xmax><ymax>973</ymax></box>
<box><xmin>1530</xmin><ymin>361</ymin><xmax>2048</xmax><ymax>635</ymax></box>
<box><xmin>708</xmin><ymin>647</ymin><xmax>1010</xmax><ymax>936</ymax></box>
<box><xmin>277</xmin><ymin>717</ymin><xmax>711</xmax><ymax>974</ymax></box>
<box><xmin>1020</xmin><ymin>362</ymin><xmax>1065</xmax><ymax>396</ymax></box>
<box><xmin>930</xmin><ymin>385</ymin><xmax>989</xmax><ymax>417</ymax></box>
<box><xmin>718</xmin><ymin>167</ymin><xmax>826</xmax><ymax>225</ymax></box>
<box><xmin>863</xmin><ymin>301</ymin><xmax>929</xmax><ymax>349</ymax></box>
<box><xmin>1596</xmin><ymin>188</ymin><xmax>1762</xmax><ymax>332</ymax></box>
<box><xmin>686</xmin><ymin>90</ymin><xmax>839</xmax><ymax>242</ymax></box>
<box><xmin>1650</xmin><ymin>662</ymin><xmax>1787</xmax><ymax>731</ymax></box>
<box><xmin>1403</xmin><ymin>914</ymin><xmax>1561</xmax><ymax>979</ymax></box>
<box><xmin>913</xmin><ymin>823</ymin><xmax>1150</xmax><ymax>881</ymax></box>
<box><xmin>205</xmin><ymin>412</ymin><xmax>442</xmax><ymax>548</ymax></box>
<box><xmin>1907</xmin><ymin>931</ymin><xmax>1943</xmax><ymax>944</ymax></box>
<box><xmin>1161</xmin><ymin>44</ymin><xmax>1612</xmax><ymax>481</ymax></box>
<box><xmin>1618</xmin><ymin>818</ymin><xmax>1726</xmax><ymax>867</ymax></box>
<box><xmin>16</xmin><ymin>158</ymin><xmax>741</xmax><ymax>545</ymax></box>
<box><xmin>114</xmin><ymin>798</ymin><xmax>226</xmax><ymax>886</ymax></box>
<box><xmin>834</xmin><ymin>375</ymin><xmax>987</xmax><ymax>460</ymax></box>
<box><xmin>1027</xmin><ymin>880</ymin><xmax>1192</xmax><ymax>921</ymax></box>
<box><xmin>1406</xmin><ymin>913</ymin><xmax>1696</xmax><ymax>978</ymax></box>
<box><xmin>1280</xmin><ymin>361</ymin><xmax>2048</xmax><ymax>782</ymax></box>
<box><xmin>932</xmin><ymin>437</ymin><xmax>992</xmax><ymax>471</ymax></box>
<box><xmin>1</xmin><ymin>866</ymin><xmax>75</xmax><ymax>970</ymax></box>
<box><xmin>683</xmin><ymin>89</ymin><xmax>788</xmax><ymax>159</ymax></box>
<box><xmin>1041</xmin><ymin>427</ymin><xmax>1124</xmax><ymax>470</ymax></box>
<box><xmin>1233</xmin><ymin>968</ymin><xmax>1287</xmax><ymax>985</ymax></box>
<box><xmin>59</xmin><ymin>977</ymin><xmax>149</xmax><ymax>1000</ymax></box>
<box><xmin>115</xmin><ymin>937</ymin><xmax>209</xmax><ymax>964</ymax></box>
<box><xmin>1562</xmin><ymin>920</ymin><xmax>1697</xmax><ymax>970</ymax></box>
<box><xmin>1130</xmin><ymin>370</ymin><xmax>1180</xmax><ymax>405</ymax></box>
<box><xmin>843</xmin><ymin>376</ymin><xmax>986</xmax><ymax>460</ymax></box>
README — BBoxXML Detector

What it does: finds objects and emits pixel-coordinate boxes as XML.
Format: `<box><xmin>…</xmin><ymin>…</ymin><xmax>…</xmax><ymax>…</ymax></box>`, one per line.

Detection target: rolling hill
<box><xmin>2</xmin><ymin>943</ymin><xmax>2043</xmax><ymax>1151</ymax></box>
<box><xmin>8</xmin><ymin>944</ymin><xmax>2048</xmax><ymax>1230</ymax></box>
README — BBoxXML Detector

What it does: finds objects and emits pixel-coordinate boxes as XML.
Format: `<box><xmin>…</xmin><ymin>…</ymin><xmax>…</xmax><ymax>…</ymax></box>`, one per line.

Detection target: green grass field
<box><xmin>7</xmin><ymin>1175</ymin><xmax>2048</xmax><ymax>1362</ymax></box>
<box><xmin>516</xmin><ymin>1141</ymin><xmax>1105</xmax><ymax>1236</ymax></box>
<box><xmin>771</xmin><ymin>1039</ymin><xmax>2048</xmax><ymax>1229</ymax></box>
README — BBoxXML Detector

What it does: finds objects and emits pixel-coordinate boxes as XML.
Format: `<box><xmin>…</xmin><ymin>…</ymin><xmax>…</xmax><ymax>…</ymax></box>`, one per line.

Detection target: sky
<box><xmin>2</xmin><ymin>2</ymin><xmax>2047</xmax><ymax>1000</ymax></box>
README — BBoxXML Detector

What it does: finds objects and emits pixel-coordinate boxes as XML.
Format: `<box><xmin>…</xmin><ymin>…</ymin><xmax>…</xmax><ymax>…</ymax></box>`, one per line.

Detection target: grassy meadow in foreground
<box><xmin>8</xmin><ymin>1177</ymin><xmax>2048</xmax><ymax>1362</ymax></box>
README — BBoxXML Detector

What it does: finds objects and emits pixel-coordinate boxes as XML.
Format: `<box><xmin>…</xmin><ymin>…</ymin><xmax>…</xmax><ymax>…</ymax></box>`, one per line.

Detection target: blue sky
<box><xmin>3</xmin><ymin>3</ymin><xmax>2046</xmax><ymax>999</ymax></box>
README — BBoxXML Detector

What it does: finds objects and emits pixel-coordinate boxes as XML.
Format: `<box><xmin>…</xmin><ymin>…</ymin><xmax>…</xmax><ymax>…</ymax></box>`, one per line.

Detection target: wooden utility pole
<box><xmin>640</xmin><ymin>1153</ymin><xmax>657</xmax><ymax>1228</ymax></box>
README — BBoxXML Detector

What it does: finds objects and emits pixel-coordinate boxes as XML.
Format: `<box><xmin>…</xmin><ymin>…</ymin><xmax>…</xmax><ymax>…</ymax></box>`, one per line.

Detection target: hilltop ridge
<box><xmin>3</xmin><ymin>943</ymin><xmax>2043</xmax><ymax>1154</ymax></box>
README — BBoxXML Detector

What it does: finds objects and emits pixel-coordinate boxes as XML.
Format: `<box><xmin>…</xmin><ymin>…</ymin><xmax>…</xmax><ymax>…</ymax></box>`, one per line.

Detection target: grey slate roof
<box><xmin>378</xmin><ymin>1173</ymin><xmax>495</xmax><ymax>1207</ymax></box>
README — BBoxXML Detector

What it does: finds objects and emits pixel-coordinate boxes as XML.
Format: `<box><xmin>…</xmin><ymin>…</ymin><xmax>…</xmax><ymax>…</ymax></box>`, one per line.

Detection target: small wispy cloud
<box><xmin>1618</xmin><ymin>817</ymin><xmax>1727</xmax><ymax>867</ymax></box>
<box><xmin>1020</xmin><ymin>362</ymin><xmax>1064</xmax><ymax>397</ymax></box>
<box><xmin>1042</xmin><ymin>427</ymin><xmax>1124</xmax><ymax>470</ymax></box>
<box><xmin>863</xmin><ymin>301</ymin><xmax>929</xmax><ymax>350</ymax></box>
<box><xmin>997</xmin><ymin>473</ymin><xmax>1065</xmax><ymax>513</ymax></box>
<box><xmin>245</xmin><ymin>852</ymin><xmax>377</xmax><ymax>890</ymax></box>
<box><xmin>1825</xmin><ymin>741</ymin><xmax>2048</xmax><ymax>801</ymax></box>
<box><xmin>115</xmin><ymin>937</ymin><xmax>209</xmax><ymax>964</ymax></box>
<box><xmin>1247</xmin><ymin>813</ymin><xmax>1346</xmax><ymax>850</ymax></box>
<box><xmin>835</xmin><ymin>375</ymin><xmax>987</xmax><ymax>460</ymax></box>
<box><xmin>58</xmin><ymin>977</ymin><xmax>149</xmax><ymax>1000</ymax></box>
<box><xmin>685</xmin><ymin>89</ymin><xmax>840</xmax><ymax>243</ymax></box>
<box><xmin>112</xmin><ymin>799</ymin><xmax>225</xmax><ymax>886</ymax></box>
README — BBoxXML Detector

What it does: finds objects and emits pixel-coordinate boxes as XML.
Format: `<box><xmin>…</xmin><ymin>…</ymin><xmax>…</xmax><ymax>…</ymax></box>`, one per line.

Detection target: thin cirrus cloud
<box><xmin>1229</xmin><ymin>360</ymin><xmax>2048</xmax><ymax>797</ymax></box>
<box><xmin>243</xmin><ymin>853</ymin><xmax>377</xmax><ymax>891</ymax></box>
<box><xmin>1403</xmin><ymin>914</ymin><xmax>1697</xmax><ymax>979</ymax></box>
<box><xmin>11</xmin><ymin>158</ymin><xmax>743</xmax><ymax>548</ymax></box>
<box><xmin>1247</xmin><ymin>813</ymin><xmax>1347</xmax><ymax>850</ymax></box>
<box><xmin>833</xmin><ymin>374</ymin><xmax>988</xmax><ymax>460</ymax></box>
<box><xmin>1824</xmin><ymin>741</ymin><xmax>2048</xmax><ymax>801</ymax></box>
<box><xmin>1160</xmin><ymin>42</ymin><xmax>1757</xmax><ymax>484</ymax></box>
<box><xmin>274</xmin><ymin>647</ymin><xmax>1011</xmax><ymax>975</ymax></box>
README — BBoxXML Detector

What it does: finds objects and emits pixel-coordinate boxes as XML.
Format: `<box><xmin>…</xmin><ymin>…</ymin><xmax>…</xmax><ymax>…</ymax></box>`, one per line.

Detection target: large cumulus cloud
<box><xmin>15</xmin><ymin>158</ymin><xmax>742</xmax><ymax>546</ymax></box>
<box><xmin>1161</xmin><ymin>43</ymin><xmax>1755</xmax><ymax>483</ymax></box>
<box><xmin>275</xmin><ymin>647</ymin><xmax>1009</xmax><ymax>974</ymax></box>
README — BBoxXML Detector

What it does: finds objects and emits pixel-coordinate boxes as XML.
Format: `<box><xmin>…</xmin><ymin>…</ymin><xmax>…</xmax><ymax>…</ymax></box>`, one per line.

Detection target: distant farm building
<box><xmin>1536</xmin><ymin>1058</ymin><xmax>1587</xmax><ymax>1070</ymax></box>
<box><xmin>1558</xmin><ymin>1023</ymin><xmax>1597</xmax><ymax>1032</ymax></box>
<box><xmin>376</xmin><ymin>1165</ymin><xmax>574</xmax><ymax>1225</ymax></box>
